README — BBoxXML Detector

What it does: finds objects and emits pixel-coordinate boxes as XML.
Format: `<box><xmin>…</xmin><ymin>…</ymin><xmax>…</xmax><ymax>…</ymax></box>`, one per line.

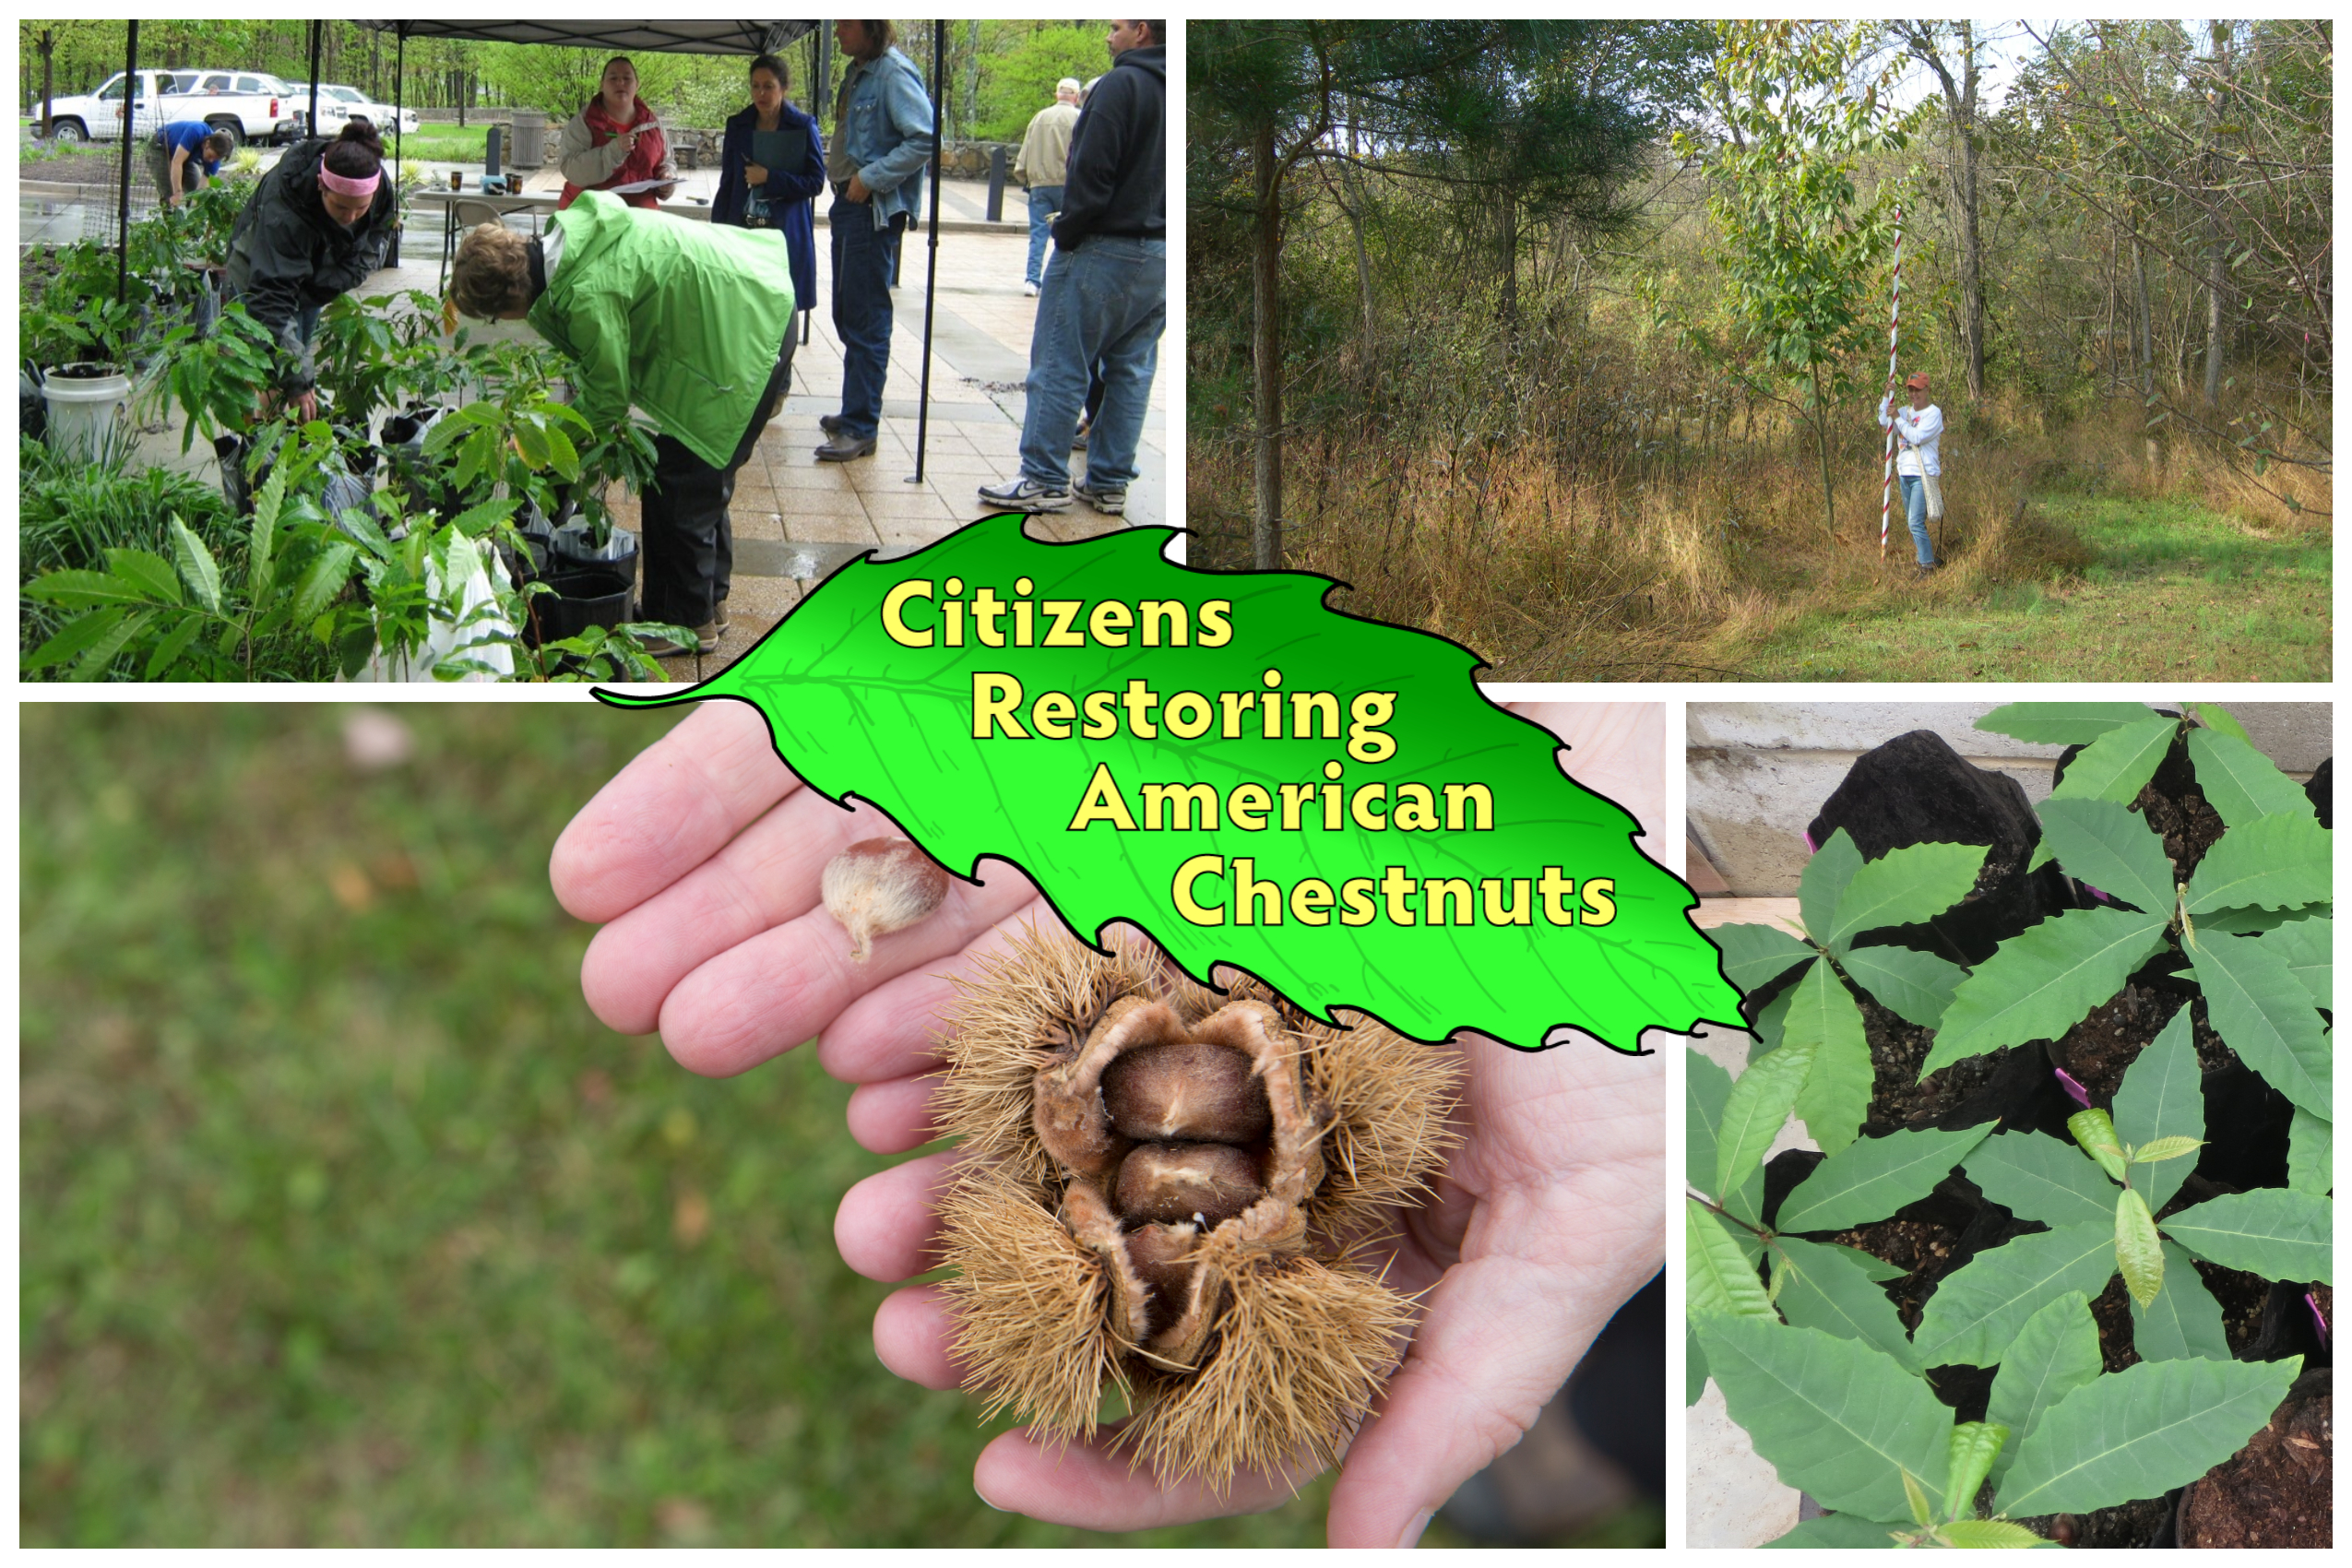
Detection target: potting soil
<box><xmin>2176</xmin><ymin>1367</ymin><xmax>2332</xmax><ymax>1548</ymax></box>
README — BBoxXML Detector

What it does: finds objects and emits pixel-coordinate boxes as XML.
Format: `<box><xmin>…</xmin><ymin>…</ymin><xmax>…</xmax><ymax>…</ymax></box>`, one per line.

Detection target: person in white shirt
<box><xmin>1879</xmin><ymin>370</ymin><xmax>1944</xmax><ymax>572</ymax></box>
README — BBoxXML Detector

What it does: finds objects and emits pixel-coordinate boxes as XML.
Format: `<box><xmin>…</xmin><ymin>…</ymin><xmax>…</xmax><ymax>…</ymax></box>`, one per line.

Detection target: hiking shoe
<box><xmin>978</xmin><ymin>476</ymin><xmax>1071</xmax><ymax>513</ymax></box>
<box><xmin>814</xmin><ymin>433</ymin><xmax>877</xmax><ymax>462</ymax></box>
<box><xmin>638</xmin><ymin>621</ymin><xmax>720</xmax><ymax>658</ymax></box>
<box><xmin>1072</xmin><ymin>480</ymin><xmax>1125</xmax><ymax>516</ymax></box>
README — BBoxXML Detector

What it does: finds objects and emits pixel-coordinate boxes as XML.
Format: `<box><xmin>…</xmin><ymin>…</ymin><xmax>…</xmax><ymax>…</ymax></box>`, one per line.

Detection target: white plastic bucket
<box><xmin>42</xmin><ymin>363</ymin><xmax>132</xmax><ymax>462</ymax></box>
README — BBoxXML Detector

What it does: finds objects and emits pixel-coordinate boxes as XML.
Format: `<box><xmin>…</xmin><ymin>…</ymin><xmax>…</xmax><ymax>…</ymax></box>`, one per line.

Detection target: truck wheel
<box><xmin>205</xmin><ymin>119</ymin><xmax>243</xmax><ymax>153</ymax></box>
<box><xmin>49</xmin><ymin>118</ymin><xmax>89</xmax><ymax>145</ymax></box>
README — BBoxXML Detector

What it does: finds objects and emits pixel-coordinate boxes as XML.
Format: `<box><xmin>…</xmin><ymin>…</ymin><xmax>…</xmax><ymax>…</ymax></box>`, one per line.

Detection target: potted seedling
<box><xmin>1693</xmin><ymin>701</ymin><xmax>2331</xmax><ymax>1548</ymax></box>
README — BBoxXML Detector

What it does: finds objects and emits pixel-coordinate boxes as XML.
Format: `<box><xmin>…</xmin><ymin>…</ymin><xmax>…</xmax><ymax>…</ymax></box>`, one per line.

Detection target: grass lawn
<box><xmin>19</xmin><ymin>703</ymin><xmax>1373</xmax><ymax>1548</ymax></box>
<box><xmin>1717</xmin><ymin>494</ymin><xmax>2331</xmax><ymax>682</ymax></box>
<box><xmin>398</xmin><ymin>122</ymin><xmax>507</xmax><ymax>161</ymax></box>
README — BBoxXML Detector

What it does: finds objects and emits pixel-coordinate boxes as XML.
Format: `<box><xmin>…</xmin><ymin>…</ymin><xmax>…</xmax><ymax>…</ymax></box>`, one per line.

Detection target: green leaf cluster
<box><xmin>1691</xmin><ymin>703</ymin><xmax>2326</xmax><ymax>1544</ymax></box>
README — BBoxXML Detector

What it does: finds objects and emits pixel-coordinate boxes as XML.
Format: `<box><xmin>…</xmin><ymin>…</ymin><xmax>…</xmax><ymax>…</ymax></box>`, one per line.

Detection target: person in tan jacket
<box><xmin>1013</xmin><ymin>77</ymin><xmax>1081</xmax><ymax>293</ymax></box>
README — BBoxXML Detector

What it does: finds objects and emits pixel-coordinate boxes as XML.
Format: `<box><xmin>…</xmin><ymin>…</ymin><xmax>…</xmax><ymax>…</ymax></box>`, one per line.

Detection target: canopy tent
<box><xmin>95</xmin><ymin>19</ymin><xmax>954</xmax><ymax>481</ymax></box>
<box><xmin>364</xmin><ymin>19</ymin><xmax>949</xmax><ymax>481</ymax></box>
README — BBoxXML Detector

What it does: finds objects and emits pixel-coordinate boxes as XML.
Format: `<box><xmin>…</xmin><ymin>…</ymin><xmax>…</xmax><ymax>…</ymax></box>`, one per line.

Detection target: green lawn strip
<box><xmin>1719</xmin><ymin>493</ymin><xmax>2329</xmax><ymax>681</ymax></box>
<box><xmin>18</xmin><ymin>706</ymin><xmax>1343</xmax><ymax>1548</ymax></box>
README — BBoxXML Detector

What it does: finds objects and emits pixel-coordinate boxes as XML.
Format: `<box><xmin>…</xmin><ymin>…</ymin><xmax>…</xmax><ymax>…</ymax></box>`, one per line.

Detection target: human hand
<box><xmin>745</xmin><ymin>160</ymin><xmax>770</xmax><ymax>185</ymax></box>
<box><xmin>255</xmin><ymin>386</ymin><xmax>318</xmax><ymax>423</ymax></box>
<box><xmin>845</xmin><ymin>172</ymin><xmax>872</xmax><ymax>203</ymax></box>
<box><xmin>550</xmin><ymin>700</ymin><xmax>1667</xmax><ymax>1547</ymax></box>
<box><xmin>650</xmin><ymin>182</ymin><xmax>679</xmax><ymax>201</ymax></box>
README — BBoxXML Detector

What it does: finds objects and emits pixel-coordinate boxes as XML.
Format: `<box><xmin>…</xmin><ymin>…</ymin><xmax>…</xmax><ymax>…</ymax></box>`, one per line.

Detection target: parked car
<box><xmin>38</xmin><ymin>69</ymin><xmax>305</xmax><ymax>148</ymax></box>
<box><xmin>290</xmin><ymin>82</ymin><xmax>421</xmax><ymax>138</ymax></box>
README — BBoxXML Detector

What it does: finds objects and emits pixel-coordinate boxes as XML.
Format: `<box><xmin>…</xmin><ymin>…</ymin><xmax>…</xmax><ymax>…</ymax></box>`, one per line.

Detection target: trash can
<box><xmin>511</xmin><ymin>108</ymin><xmax>546</xmax><ymax>168</ymax></box>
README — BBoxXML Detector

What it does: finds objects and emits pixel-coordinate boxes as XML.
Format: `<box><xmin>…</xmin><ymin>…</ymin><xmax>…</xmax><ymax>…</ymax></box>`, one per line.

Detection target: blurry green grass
<box><xmin>18</xmin><ymin>702</ymin><xmax>1348</xmax><ymax>1548</ymax></box>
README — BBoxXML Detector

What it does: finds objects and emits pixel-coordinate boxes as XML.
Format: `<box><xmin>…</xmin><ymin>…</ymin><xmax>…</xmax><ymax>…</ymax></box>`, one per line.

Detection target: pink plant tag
<box><xmin>2054</xmin><ymin>1067</ymin><xmax>2091</xmax><ymax>1108</ymax></box>
<box><xmin>2309</xmin><ymin>1291</ymin><xmax>2329</xmax><ymax>1350</ymax></box>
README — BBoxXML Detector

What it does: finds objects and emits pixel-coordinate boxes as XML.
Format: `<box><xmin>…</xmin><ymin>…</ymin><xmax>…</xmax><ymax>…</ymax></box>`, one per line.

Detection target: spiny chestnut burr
<box><xmin>820</xmin><ymin>837</ymin><xmax>948</xmax><ymax>962</ymax></box>
<box><xmin>932</xmin><ymin>927</ymin><xmax>1464</xmax><ymax>1491</ymax></box>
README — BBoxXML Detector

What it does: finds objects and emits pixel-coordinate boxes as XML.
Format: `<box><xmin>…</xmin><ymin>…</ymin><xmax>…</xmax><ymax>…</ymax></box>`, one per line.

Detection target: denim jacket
<box><xmin>834</xmin><ymin>46</ymin><xmax>934</xmax><ymax>231</ymax></box>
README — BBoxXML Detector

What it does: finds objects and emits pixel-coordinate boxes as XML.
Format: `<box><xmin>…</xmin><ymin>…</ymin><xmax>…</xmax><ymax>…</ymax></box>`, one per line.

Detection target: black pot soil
<box><xmin>50</xmin><ymin>361</ymin><xmax>122</xmax><ymax>380</ymax></box>
<box><xmin>527</xmin><ymin>563</ymin><xmax>635</xmax><ymax>648</ymax></box>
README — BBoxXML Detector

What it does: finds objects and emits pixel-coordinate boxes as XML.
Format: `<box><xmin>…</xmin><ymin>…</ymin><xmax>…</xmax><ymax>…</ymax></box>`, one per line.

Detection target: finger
<box><xmin>873</xmin><ymin>1282</ymin><xmax>960</xmax><ymax>1390</ymax></box>
<box><xmin>578</xmin><ymin>785</ymin><xmax>903</xmax><ymax>1039</ymax></box>
<box><xmin>971</xmin><ymin>1428</ymin><xmax>1311</xmax><ymax>1530</ymax></box>
<box><xmin>844</xmin><ymin>1073</ymin><xmax>943</xmax><ymax>1154</ymax></box>
<box><xmin>655</xmin><ymin>857</ymin><xmax>1039</xmax><ymax>1078</ymax></box>
<box><xmin>814</xmin><ymin>886</ymin><xmax>1055</xmax><ymax>1086</ymax></box>
<box><xmin>551</xmin><ymin>700</ymin><xmax>802</xmax><ymax>925</ymax></box>
<box><xmin>1324</xmin><ymin>1218</ymin><xmax>1657</xmax><ymax>1547</ymax></box>
<box><xmin>834</xmin><ymin>1149</ymin><xmax>955</xmax><ymax>1282</ymax></box>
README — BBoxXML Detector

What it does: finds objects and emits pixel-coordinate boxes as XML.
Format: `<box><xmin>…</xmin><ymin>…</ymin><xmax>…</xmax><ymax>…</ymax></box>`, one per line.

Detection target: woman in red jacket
<box><xmin>557</xmin><ymin>56</ymin><xmax>678</xmax><ymax>210</ymax></box>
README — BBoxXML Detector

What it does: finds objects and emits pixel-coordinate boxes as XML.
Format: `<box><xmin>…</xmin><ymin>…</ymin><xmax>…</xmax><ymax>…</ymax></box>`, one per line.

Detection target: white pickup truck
<box><xmin>39</xmin><ymin>68</ymin><xmax>307</xmax><ymax>149</ymax></box>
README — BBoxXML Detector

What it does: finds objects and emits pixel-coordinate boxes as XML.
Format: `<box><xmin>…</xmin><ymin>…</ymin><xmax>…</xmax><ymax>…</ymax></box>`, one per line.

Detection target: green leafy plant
<box><xmin>1691</xmin><ymin>701</ymin><xmax>2327</xmax><ymax>1546</ymax></box>
<box><xmin>21</xmin><ymin>447</ymin><xmax>356</xmax><ymax>682</ymax></box>
<box><xmin>1705</xmin><ymin>830</ymin><xmax>1987</xmax><ymax>1156</ymax></box>
<box><xmin>1931</xmin><ymin>705</ymin><xmax>2330</xmax><ymax>1124</ymax></box>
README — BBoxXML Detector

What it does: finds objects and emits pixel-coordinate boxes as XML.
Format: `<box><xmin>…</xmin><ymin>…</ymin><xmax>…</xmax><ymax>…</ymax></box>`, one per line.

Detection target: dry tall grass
<box><xmin>1186</xmin><ymin>389</ymin><xmax>2329</xmax><ymax>681</ymax></box>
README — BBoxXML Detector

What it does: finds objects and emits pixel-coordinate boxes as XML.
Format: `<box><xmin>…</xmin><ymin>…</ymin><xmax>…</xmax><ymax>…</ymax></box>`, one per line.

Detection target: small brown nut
<box><xmin>1102</xmin><ymin>1039</ymin><xmax>1272</xmax><ymax>1144</ymax></box>
<box><xmin>821</xmin><ymin>837</ymin><xmax>948</xmax><ymax>962</ymax></box>
<box><xmin>1114</xmin><ymin>1141</ymin><xmax>1263</xmax><ymax>1228</ymax></box>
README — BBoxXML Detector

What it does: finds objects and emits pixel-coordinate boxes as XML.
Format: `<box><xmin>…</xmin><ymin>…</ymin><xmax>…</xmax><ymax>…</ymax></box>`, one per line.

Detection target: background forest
<box><xmin>1189</xmin><ymin>20</ymin><xmax>2332</xmax><ymax>681</ymax></box>
<box><xmin>19</xmin><ymin>19</ymin><xmax>1111</xmax><ymax>143</ymax></box>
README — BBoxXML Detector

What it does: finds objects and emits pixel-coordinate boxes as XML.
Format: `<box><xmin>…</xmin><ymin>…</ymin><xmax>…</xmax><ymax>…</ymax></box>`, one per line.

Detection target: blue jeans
<box><xmin>1018</xmin><ymin>236</ymin><xmax>1166</xmax><ymax>490</ymax></box>
<box><xmin>1024</xmin><ymin>184</ymin><xmax>1062</xmax><ymax>286</ymax></box>
<box><xmin>1899</xmin><ymin>473</ymin><xmax>1936</xmax><ymax>565</ymax></box>
<box><xmin>829</xmin><ymin>200</ymin><xmax>906</xmax><ymax>440</ymax></box>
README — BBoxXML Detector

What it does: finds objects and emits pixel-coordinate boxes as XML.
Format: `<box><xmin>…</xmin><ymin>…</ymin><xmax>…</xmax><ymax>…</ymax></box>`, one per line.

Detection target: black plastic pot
<box><xmin>526</xmin><ymin>562</ymin><xmax>635</xmax><ymax>647</ymax></box>
<box><xmin>1807</xmin><ymin>730</ymin><xmax>2082</xmax><ymax>967</ymax></box>
<box><xmin>549</xmin><ymin>521</ymin><xmax>639</xmax><ymax>575</ymax></box>
<box><xmin>20</xmin><ymin>361</ymin><xmax>45</xmax><ymax>441</ymax></box>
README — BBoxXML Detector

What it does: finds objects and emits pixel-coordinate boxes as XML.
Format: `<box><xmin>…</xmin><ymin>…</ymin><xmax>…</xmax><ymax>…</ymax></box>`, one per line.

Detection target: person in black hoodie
<box><xmin>224</xmin><ymin>120</ymin><xmax>398</xmax><ymax>421</ymax></box>
<box><xmin>979</xmin><ymin>20</ymin><xmax>1165</xmax><ymax>517</ymax></box>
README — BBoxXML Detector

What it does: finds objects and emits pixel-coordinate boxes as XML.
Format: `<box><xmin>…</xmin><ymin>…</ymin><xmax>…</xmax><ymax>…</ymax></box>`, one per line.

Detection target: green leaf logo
<box><xmin>597</xmin><ymin>517</ymin><xmax>1741</xmax><ymax>1050</ymax></box>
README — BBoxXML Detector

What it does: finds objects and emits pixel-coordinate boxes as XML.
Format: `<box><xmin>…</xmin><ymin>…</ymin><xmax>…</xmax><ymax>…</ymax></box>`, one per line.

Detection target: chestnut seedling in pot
<box><xmin>821</xmin><ymin>837</ymin><xmax>948</xmax><ymax>962</ymax></box>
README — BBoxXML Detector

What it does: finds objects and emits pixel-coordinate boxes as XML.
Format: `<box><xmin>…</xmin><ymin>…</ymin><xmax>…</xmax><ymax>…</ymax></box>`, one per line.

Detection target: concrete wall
<box><xmin>1688</xmin><ymin>702</ymin><xmax>2330</xmax><ymax>897</ymax></box>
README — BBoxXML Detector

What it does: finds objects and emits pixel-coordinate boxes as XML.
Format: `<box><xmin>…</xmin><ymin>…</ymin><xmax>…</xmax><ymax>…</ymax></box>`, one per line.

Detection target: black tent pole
<box><xmin>115</xmin><ymin>19</ymin><xmax>138</xmax><ymax>308</ymax></box>
<box><xmin>307</xmin><ymin>21</ymin><xmax>322</xmax><ymax>143</ymax></box>
<box><xmin>907</xmin><ymin>19</ymin><xmax>943</xmax><ymax>485</ymax></box>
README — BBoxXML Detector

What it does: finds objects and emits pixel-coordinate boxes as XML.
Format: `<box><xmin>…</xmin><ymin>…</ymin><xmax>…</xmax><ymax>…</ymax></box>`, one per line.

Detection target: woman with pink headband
<box><xmin>223</xmin><ymin>119</ymin><xmax>399</xmax><ymax>422</ymax></box>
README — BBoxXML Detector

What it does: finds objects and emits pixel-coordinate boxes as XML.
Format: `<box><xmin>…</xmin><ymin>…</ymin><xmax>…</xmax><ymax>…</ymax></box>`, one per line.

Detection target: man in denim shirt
<box><xmin>814</xmin><ymin>20</ymin><xmax>936</xmax><ymax>462</ymax></box>
<box><xmin>980</xmin><ymin>20</ymin><xmax>1166</xmax><ymax>516</ymax></box>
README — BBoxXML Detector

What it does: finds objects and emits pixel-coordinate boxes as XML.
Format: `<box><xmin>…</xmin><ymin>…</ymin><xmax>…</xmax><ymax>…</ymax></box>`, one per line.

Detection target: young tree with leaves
<box><xmin>1681</xmin><ymin>21</ymin><xmax>1913</xmax><ymax>542</ymax></box>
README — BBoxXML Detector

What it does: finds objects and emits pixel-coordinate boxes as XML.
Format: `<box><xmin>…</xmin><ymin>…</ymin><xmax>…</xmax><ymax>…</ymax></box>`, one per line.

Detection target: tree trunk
<box><xmin>1810</xmin><ymin>363</ymin><xmax>1835</xmax><ymax>541</ymax></box>
<box><xmin>2202</xmin><ymin>21</ymin><xmax>2231</xmax><ymax>410</ymax></box>
<box><xmin>39</xmin><ymin>30</ymin><xmax>53</xmax><ymax>137</ymax></box>
<box><xmin>1954</xmin><ymin>106</ymin><xmax>1986</xmax><ymax>399</ymax></box>
<box><xmin>1251</xmin><ymin>116</ymin><xmax>1284</xmax><ymax>571</ymax></box>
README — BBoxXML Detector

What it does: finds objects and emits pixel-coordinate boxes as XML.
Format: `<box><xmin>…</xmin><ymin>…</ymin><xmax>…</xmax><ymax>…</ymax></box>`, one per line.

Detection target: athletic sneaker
<box><xmin>1072</xmin><ymin>481</ymin><xmax>1125</xmax><ymax>516</ymax></box>
<box><xmin>1022</xmin><ymin>280</ymin><xmax>1039</xmax><ymax>297</ymax></box>
<box><xmin>977</xmin><ymin>476</ymin><xmax>1072</xmax><ymax>513</ymax></box>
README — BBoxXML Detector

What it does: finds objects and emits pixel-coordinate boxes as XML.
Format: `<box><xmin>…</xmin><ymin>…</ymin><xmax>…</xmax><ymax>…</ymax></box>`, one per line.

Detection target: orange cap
<box><xmin>1906</xmin><ymin>371</ymin><xmax>1930</xmax><ymax>390</ymax></box>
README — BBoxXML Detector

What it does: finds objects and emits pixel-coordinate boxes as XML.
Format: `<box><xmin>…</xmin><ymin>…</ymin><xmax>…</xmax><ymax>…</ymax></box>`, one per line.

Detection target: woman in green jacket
<box><xmin>449</xmin><ymin>192</ymin><xmax>797</xmax><ymax>655</ymax></box>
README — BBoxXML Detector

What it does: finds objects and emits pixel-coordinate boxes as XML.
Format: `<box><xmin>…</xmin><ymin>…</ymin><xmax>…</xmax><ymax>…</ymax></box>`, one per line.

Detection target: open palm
<box><xmin>552</xmin><ymin>700</ymin><xmax>1663</xmax><ymax>1545</ymax></box>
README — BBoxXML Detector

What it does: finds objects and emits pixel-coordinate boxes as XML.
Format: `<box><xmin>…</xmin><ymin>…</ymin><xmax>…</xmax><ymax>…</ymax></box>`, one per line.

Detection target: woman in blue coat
<box><xmin>711</xmin><ymin>53</ymin><xmax>824</xmax><ymax>319</ymax></box>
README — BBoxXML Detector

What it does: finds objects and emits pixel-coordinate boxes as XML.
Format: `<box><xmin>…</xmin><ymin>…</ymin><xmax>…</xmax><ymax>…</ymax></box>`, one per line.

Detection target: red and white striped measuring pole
<box><xmin>1879</xmin><ymin>207</ymin><xmax>1904</xmax><ymax>556</ymax></box>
